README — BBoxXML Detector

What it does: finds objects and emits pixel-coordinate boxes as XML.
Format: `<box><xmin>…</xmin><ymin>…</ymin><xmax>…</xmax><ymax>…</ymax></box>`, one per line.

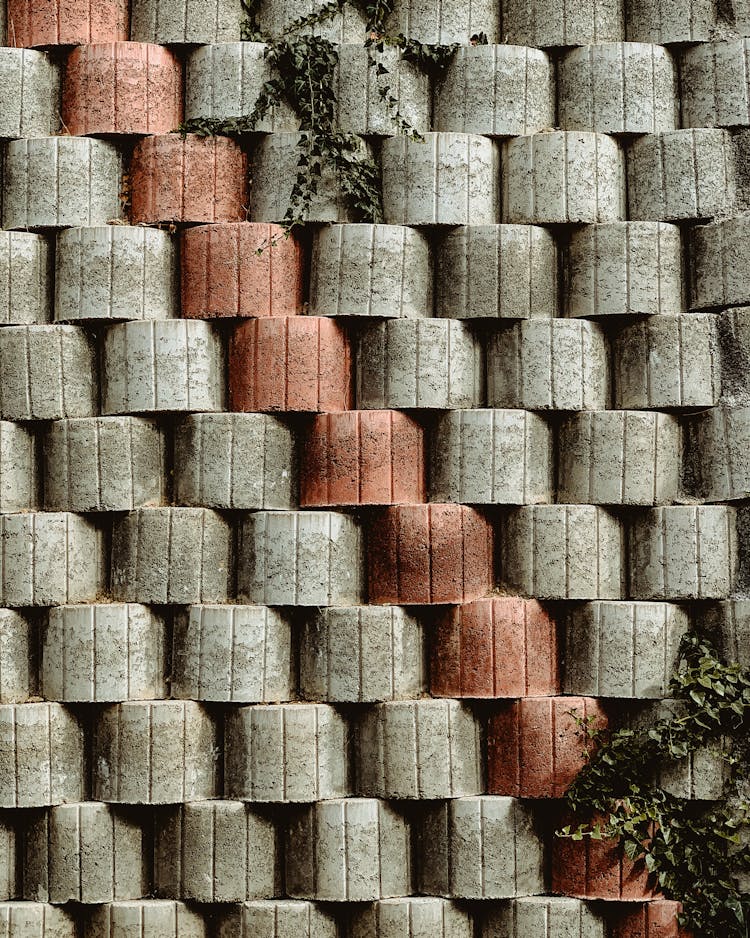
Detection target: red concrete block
<box><xmin>181</xmin><ymin>222</ymin><xmax>304</xmax><ymax>319</ymax></box>
<box><xmin>611</xmin><ymin>901</ymin><xmax>690</xmax><ymax>938</ymax></box>
<box><xmin>431</xmin><ymin>597</ymin><xmax>560</xmax><ymax>698</ymax></box>
<box><xmin>367</xmin><ymin>504</ymin><xmax>493</xmax><ymax>605</ymax></box>
<box><xmin>7</xmin><ymin>0</ymin><xmax>128</xmax><ymax>47</ymax></box>
<box><xmin>62</xmin><ymin>42</ymin><xmax>182</xmax><ymax>136</ymax></box>
<box><xmin>488</xmin><ymin>696</ymin><xmax>607</xmax><ymax>798</ymax></box>
<box><xmin>129</xmin><ymin>134</ymin><xmax>247</xmax><ymax>224</ymax></box>
<box><xmin>552</xmin><ymin>811</ymin><xmax>658</xmax><ymax>901</ymax></box>
<box><xmin>301</xmin><ymin>410</ymin><xmax>426</xmax><ymax>507</ymax></box>
<box><xmin>229</xmin><ymin>317</ymin><xmax>352</xmax><ymax>413</ymax></box>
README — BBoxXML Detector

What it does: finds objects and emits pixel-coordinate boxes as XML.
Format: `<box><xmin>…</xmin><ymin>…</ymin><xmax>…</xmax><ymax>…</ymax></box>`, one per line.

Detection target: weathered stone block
<box><xmin>0</xmin><ymin>49</ymin><xmax>59</xmax><ymax>138</ymax></box>
<box><xmin>502</xmin><ymin>0</ymin><xmax>623</xmax><ymax>46</ymax></box>
<box><xmin>0</xmin><ymin>903</ymin><xmax>77</xmax><ymax>937</ymax></box>
<box><xmin>0</xmin><ymin>422</ymin><xmax>38</xmax><ymax>513</ymax></box>
<box><xmin>216</xmin><ymin>901</ymin><xmax>337</xmax><ymax>938</ymax></box>
<box><xmin>0</xmin><ymin>232</ymin><xmax>51</xmax><ymax>326</ymax></box>
<box><xmin>85</xmin><ymin>900</ymin><xmax>206</xmax><ymax>937</ymax></box>
<box><xmin>681</xmin><ymin>40</ymin><xmax>750</xmax><ymax>128</ymax></box>
<box><xmin>350</xmin><ymin>898</ymin><xmax>474</xmax><ymax>938</ymax></box>
<box><xmin>131</xmin><ymin>0</ymin><xmax>242</xmax><ymax>42</ymax></box>
<box><xmin>481</xmin><ymin>897</ymin><xmax>606</xmax><ymax>938</ymax></box>
<box><xmin>385</xmin><ymin>0</ymin><xmax>499</xmax><ymax>43</ymax></box>
<box><xmin>626</xmin><ymin>0</ymin><xmax>714</xmax><ymax>44</ymax></box>
<box><xmin>0</xmin><ymin>610</ymin><xmax>33</xmax><ymax>704</ymax></box>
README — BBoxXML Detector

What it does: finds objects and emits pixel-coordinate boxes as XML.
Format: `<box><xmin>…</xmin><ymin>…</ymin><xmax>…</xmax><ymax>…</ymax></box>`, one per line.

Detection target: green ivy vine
<box><xmin>561</xmin><ymin>632</ymin><xmax>750</xmax><ymax>936</ymax></box>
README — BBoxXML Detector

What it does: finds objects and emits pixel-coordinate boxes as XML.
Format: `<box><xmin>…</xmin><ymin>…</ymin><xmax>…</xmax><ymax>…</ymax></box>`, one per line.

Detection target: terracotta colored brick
<box><xmin>552</xmin><ymin>812</ymin><xmax>658</xmax><ymax>901</ymax></box>
<box><xmin>62</xmin><ymin>42</ymin><xmax>182</xmax><ymax>136</ymax></box>
<box><xmin>229</xmin><ymin>317</ymin><xmax>352</xmax><ymax>413</ymax></box>
<box><xmin>181</xmin><ymin>222</ymin><xmax>303</xmax><ymax>319</ymax></box>
<box><xmin>487</xmin><ymin>696</ymin><xmax>607</xmax><ymax>798</ymax></box>
<box><xmin>129</xmin><ymin>134</ymin><xmax>247</xmax><ymax>224</ymax></box>
<box><xmin>301</xmin><ymin>410</ymin><xmax>426</xmax><ymax>507</ymax></box>
<box><xmin>7</xmin><ymin>0</ymin><xmax>128</xmax><ymax>47</ymax></box>
<box><xmin>611</xmin><ymin>901</ymin><xmax>690</xmax><ymax>938</ymax></box>
<box><xmin>367</xmin><ymin>504</ymin><xmax>493</xmax><ymax>605</ymax></box>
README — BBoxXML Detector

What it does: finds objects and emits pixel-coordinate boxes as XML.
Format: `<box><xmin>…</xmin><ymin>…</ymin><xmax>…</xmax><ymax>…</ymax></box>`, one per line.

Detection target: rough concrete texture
<box><xmin>681</xmin><ymin>39</ymin><xmax>750</xmax><ymax>128</ymax></box>
<box><xmin>286</xmin><ymin>798</ymin><xmax>411</xmax><ymax>901</ymax></box>
<box><xmin>384</xmin><ymin>0</ymin><xmax>499</xmax><ymax>43</ymax></box>
<box><xmin>626</xmin><ymin>0</ymin><xmax>714</xmax><ymax>43</ymax></box>
<box><xmin>684</xmin><ymin>405</ymin><xmax>750</xmax><ymax>501</ymax></box>
<box><xmin>431</xmin><ymin>597</ymin><xmax>561</xmax><ymax>698</ymax></box>
<box><xmin>436</xmin><ymin>224</ymin><xmax>557</xmax><ymax>320</ymax></box>
<box><xmin>501</xmin><ymin>0</ymin><xmax>623</xmax><ymax>46</ymax></box>
<box><xmin>85</xmin><ymin>900</ymin><xmax>206</xmax><ymax>937</ymax></box>
<box><xmin>256</xmin><ymin>0</ymin><xmax>367</xmax><ymax>43</ymax></box>
<box><xmin>310</xmin><ymin>224</ymin><xmax>432</xmax><ymax>319</ymax></box>
<box><xmin>349</xmin><ymin>898</ymin><xmax>474</xmax><ymax>938</ymax></box>
<box><xmin>557</xmin><ymin>410</ymin><xmax>680</xmax><ymax>505</ymax></box>
<box><xmin>238</xmin><ymin>510</ymin><xmax>363</xmax><ymax>606</ymax></box>
<box><xmin>130</xmin><ymin>0</ymin><xmax>242</xmax><ymax>42</ymax></box>
<box><xmin>300</xmin><ymin>605</ymin><xmax>425</xmax><ymax>702</ymax></box>
<box><xmin>181</xmin><ymin>222</ymin><xmax>304</xmax><ymax>319</ymax></box>
<box><xmin>564</xmin><ymin>221</ymin><xmax>683</xmax><ymax>317</ymax></box>
<box><xmin>0</xmin><ymin>903</ymin><xmax>77</xmax><ymax>936</ymax></box>
<box><xmin>216</xmin><ymin>900</ymin><xmax>338</xmax><ymax>938</ymax></box>
<box><xmin>356</xmin><ymin>699</ymin><xmax>482</xmax><ymax>799</ymax></box>
<box><xmin>0</xmin><ymin>821</ymin><xmax>15</xmax><ymax>899</ymax></box>
<box><xmin>0</xmin><ymin>609</ymin><xmax>33</xmax><ymax>703</ymax></box>
<box><xmin>0</xmin><ymin>231</ymin><xmax>52</xmax><ymax>326</ymax></box>
<box><xmin>111</xmin><ymin>507</ymin><xmax>232</xmax><ymax>604</ymax></box>
<box><xmin>434</xmin><ymin>45</ymin><xmax>553</xmax><ymax>137</ymax></box>
<box><xmin>418</xmin><ymin>797</ymin><xmax>544</xmax><ymax>899</ymax></box>
<box><xmin>563</xmin><ymin>601</ymin><xmax>690</xmax><ymax>698</ymax></box>
<box><xmin>175</xmin><ymin>412</ymin><xmax>297</xmax><ymax>509</ymax></box>
<box><xmin>44</xmin><ymin>417</ymin><xmax>167</xmax><ymax>512</ymax></box>
<box><xmin>356</xmin><ymin>319</ymin><xmax>482</xmax><ymax>410</ymax></box>
<box><xmin>92</xmin><ymin>701</ymin><xmax>218</xmax><ymax>804</ymax></box>
<box><xmin>690</xmin><ymin>216</ymin><xmax>750</xmax><ymax>309</ymax></box>
<box><xmin>172</xmin><ymin>604</ymin><xmax>293</xmax><ymax>702</ymax></box>
<box><xmin>6</xmin><ymin>0</ymin><xmax>127</xmax><ymax>46</ymax></box>
<box><xmin>62</xmin><ymin>42</ymin><xmax>182</xmax><ymax>135</ymax></box>
<box><xmin>382</xmin><ymin>133</ymin><xmax>500</xmax><ymax>226</ymax></box>
<box><xmin>23</xmin><ymin>802</ymin><xmax>148</xmax><ymax>903</ymax></box>
<box><xmin>2</xmin><ymin>137</ymin><xmax>122</xmax><ymax>230</ymax></box>
<box><xmin>430</xmin><ymin>408</ymin><xmax>553</xmax><ymax>505</ymax></box>
<box><xmin>487</xmin><ymin>320</ymin><xmax>609</xmax><ymax>411</ymax></box>
<box><xmin>481</xmin><ymin>897</ymin><xmax>606</xmax><ymax>938</ymax></box>
<box><xmin>700</xmin><ymin>600</ymin><xmax>750</xmax><ymax>669</ymax></box>
<box><xmin>42</xmin><ymin>603</ymin><xmax>167</xmax><ymax>702</ymax></box>
<box><xmin>719</xmin><ymin>306</ymin><xmax>750</xmax><ymax>401</ymax></box>
<box><xmin>301</xmin><ymin>409</ymin><xmax>425</xmax><ymax>506</ymax></box>
<box><xmin>502</xmin><ymin>132</ymin><xmax>625</xmax><ymax>224</ymax></box>
<box><xmin>102</xmin><ymin>320</ymin><xmax>224</xmax><ymax>415</ymax></box>
<box><xmin>154</xmin><ymin>801</ymin><xmax>278</xmax><ymax>900</ymax></box>
<box><xmin>608</xmin><ymin>900</ymin><xmax>687</xmax><ymax>938</ymax></box>
<box><xmin>0</xmin><ymin>48</ymin><xmax>59</xmax><ymax>137</ymax></box>
<box><xmin>559</xmin><ymin>42</ymin><xmax>677</xmax><ymax>134</ymax></box>
<box><xmin>0</xmin><ymin>420</ymin><xmax>38</xmax><ymax>513</ymax></box>
<box><xmin>55</xmin><ymin>226</ymin><xmax>178</xmax><ymax>323</ymax></box>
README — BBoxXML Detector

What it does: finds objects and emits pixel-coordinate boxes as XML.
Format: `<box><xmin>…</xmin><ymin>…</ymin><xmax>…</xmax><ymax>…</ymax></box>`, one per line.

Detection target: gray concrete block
<box><xmin>224</xmin><ymin>703</ymin><xmax>350</xmax><ymax>802</ymax></box>
<box><xmin>487</xmin><ymin>320</ymin><xmax>609</xmax><ymax>411</ymax></box>
<box><xmin>0</xmin><ymin>512</ymin><xmax>105</xmax><ymax>607</ymax></box>
<box><xmin>0</xmin><ymin>904</ymin><xmax>76</xmax><ymax>937</ymax></box>
<box><xmin>434</xmin><ymin>45</ymin><xmax>553</xmax><ymax>137</ymax></box>
<box><xmin>131</xmin><ymin>0</ymin><xmax>241</xmax><ymax>42</ymax></box>
<box><xmin>690</xmin><ymin>217</ymin><xmax>750</xmax><ymax>310</ymax></box>
<box><xmin>102</xmin><ymin>320</ymin><xmax>224</xmax><ymax>415</ymax></box>
<box><xmin>626</xmin><ymin>0</ymin><xmax>714</xmax><ymax>43</ymax></box>
<box><xmin>256</xmin><ymin>0</ymin><xmax>367</xmax><ymax>42</ymax></box>
<box><xmin>0</xmin><ymin>325</ymin><xmax>96</xmax><ymax>421</ymax></box>
<box><xmin>613</xmin><ymin>314</ymin><xmax>721</xmax><ymax>409</ymax></box>
<box><xmin>0</xmin><ymin>232</ymin><xmax>52</xmax><ymax>326</ymax></box>
<box><xmin>154</xmin><ymin>801</ymin><xmax>278</xmax><ymax>901</ymax></box>
<box><xmin>563</xmin><ymin>601</ymin><xmax>689</xmax><ymax>698</ymax></box>
<box><xmin>238</xmin><ymin>510</ymin><xmax>363</xmax><ymax>606</ymax></box>
<box><xmin>185</xmin><ymin>42</ymin><xmax>296</xmax><ymax>131</ymax></box>
<box><xmin>174</xmin><ymin>413</ymin><xmax>296</xmax><ymax>509</ymax></box>
<box><xmin>684</xmin><ymin>405</ymin><xmax>750</xmax><ymax>501</ymax></box>
<box><xmin>286</xmin><ymin>798</ymin><xmax>411</xmax><ymax>901</ymax></box>
<box><xmin>557</xmin><ymin>410</ymin><xmax>680</xmax><ymax>505</ymax></box>
<box><xmin>720</xmin><ymin>306</ymin><xmax>750</xmax><ymax>400</ymax></box>
<box><xmin>300</xmin><ymin>605</ymin><xmax>425</xmax><ymax>703</ymax></box>
<box><xmin>626</xmin><ymin>129</ymin><xmax>734</xmax><ymax>221</ymax></box>
<box><xmin>44</xmin><ymin>417</ymin><xmax>167</xmax><ymax>512</ymax></box>
<box><xmin>681</xmin><ymin>40</ymin><xmax>750</xmax><ymax>128</ymax></box>
<box><xmin>93</xmin><ymin>701</ymin><xmax>218</xmax><ymax>804</ymax></box>
<box><xmin>700</xmin><ymin>600</ymin><xmax>750</xmax><ymax>669</ymax></box>
<box><xmin>384</xmin><ymin>0</ymin><xmax>498</xmax><ymax>43</ymax></box>
<box><xmin>430</xmin><ymin>409</ymin><xmax>553</xmax><ymax>505</ymax></box>
<box><xmin>0</xmin><ymin>704</ymin><xmax>84</xmax><ymax>808</ymax></box>
<box><xmin>0</xmin><ymin>819</ymin><xmax>16</xmax><ymax>900</ymax></box>
<box><xmin>216</xmin><ymin>900</ymin><xmax>338</xmax><ymax>938</ymax></box>
<box><xmin>350</xmin><ymin>898</ymin><xmax>474</xmax><ymax>938</ymax></box>
<box><xmin>418</xmin><ymin>797</ymin><xmax>544</xmax><ymax>899</ymax></box>
<box><xmin>111</xmin><ymin>508</ymin><xmax>232</xmax><ymax>604</ymax></box>
<box><xmin>3</xmin><ymin>138</ymin><xmax>122</xmax><ymax>230</ymax></box>
<box><xmin>628</xmin><ymin>505</ymin><xmax>738</xmax><ymax>599</ymax></box>
<box><xmin>42</xmin><ymin>604</ymin><xmax>167</xmax><ymax>703</ymax></box>
<box><xmin>502</xmin><ymin>132</ymin><xmax>625</xmax><ymax>224</ymax></box>
<box><xmin>356</xmin><ymin>319</ymin><xmax>483</xmax><ymax>410</ymax></box>
<box><xmin>501</xmin><ymin>505</ymin><xmax>625</xmax><ymax>600</ymax></box>
<box><xmin>54</xmin><ymin>226</ymin><xmax>177</xmax><ymax>323</ymax></box>
<box><xmin>0</xmin><ymin>422</ymin><xmax>38</xmax><ymax>513</ymax></box>
<box><xmin>481</xmin><ymin>897</ymin><xmax>605</xmax><ymax>938</ymax></box>
<box><xmin>0</xmin><ymin>49</ymin><xmax>59</xmax><ymax>138</ymax></box>
<box><xmin>172</xmin><ymin>604</ymin><xmax>294</xmax><ymax>703</ymax></box>
<box><xmin>22</xmin><ymin>803</ymin><xmax>147</xmax><ymax>903</ymax></box>
<box><xmin>310</xmin><ymin>224</ymin><xmax>432</xmax><ymax>319</ymax></box>
<box><xmin>436</xmin><ymin>225</ymin><xmax>557</xmax><ymax>321</ymax></box>
<box><xmin>564</xmin><ymin>221</ymin><xmax>683</xmax><ymax>318</ymax></box>
<box><xmin>382</xmin><ymin>133</ymin><xmax>500</xmax><ymax>226</ymax></box>
<box><xmin>0</xmin><ymin>610</ymin><xmax>33</xmax><ymax>704</ymax></box>
<box><xmin>559</xmin><ymin>42</ymin><xmax>676</xmax><ymax>134</ymax></box>
<box><xmin>85</xmin><ymin>900</ymin><xmax>206</xmax><ymax>937</ymax></box>
<box><xmin>356</xmin><ymin>699</ymin><xmax>482</xmax><ymax>799</ymax></box>
<box><xmin>502</xmin><ymin>0</ymin><xmax>623</xmax><ymax>46</ymax></box>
